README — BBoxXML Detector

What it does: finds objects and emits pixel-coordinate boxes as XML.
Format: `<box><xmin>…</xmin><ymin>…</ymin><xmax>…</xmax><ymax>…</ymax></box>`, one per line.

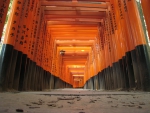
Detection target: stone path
<box><xmin>0</xmin><ymin>89</ymin><xmax>150</xmax><ymax>113</ymax></box>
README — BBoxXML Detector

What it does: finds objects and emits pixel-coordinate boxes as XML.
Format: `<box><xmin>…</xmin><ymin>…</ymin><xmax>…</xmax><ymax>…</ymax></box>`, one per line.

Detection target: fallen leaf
<box><xmin>29</xmin><ymin>107</ymin><xmax>40</xmax><ymax>109</ymax></box>
<box><xmin>48</xmin><ymin>100</ymin><xmax>58</xmax><ymax>103</ymax></box>
<box><xmin>108</xmin><ymin>101</ymin><xmax>113</xmax><ymax>103</ymax></box>
<box><xmin>26</xmin><ymin>104</ymin><xmax>31</xmax><ymax>106</ymax></box>
<box><xmin>58</xmin><ymin>105</ymin><xmax>63</xmax><ymax>108</ymax></box>
<box><xmin>58</xmin><ymin>97</ymin><xmax>74</xmax><ymax>100</ymax></box>
<box><xmin>128</xmin><ymin>105</ymin><xmax>135</xmax><ymax>107</ymax></box>
<box><xmin>130</xmin><ymin>102</ymin><xmax>134</xmax><ymax>104</ymax></box>
<box><xmin>139</xmin><ymin>102</ymin><xmax>145</xmax><ymax>105</ymax></box>
<box><xmin>138</xmin><ymin>106</ymin><xmax>142</xmax><ymax>109</ymax></box>
<box><xmin>111</xmin><ymin>105</ymin><xmax>118</xmax><ymax>107</ymax></box>
<box><xmin>16</xmin><ymin>109</ymin><xmax>23</xmax><ymax>112</ymax></box>
<box><xmin>47</xmin><ymin>104</ymin><xmax>56</xmax><ymax>107</ymax></box>
<box><xmin>67</xmin><ymin>101</ymin><xmax>74</xmax><ymax>104</ymax></box>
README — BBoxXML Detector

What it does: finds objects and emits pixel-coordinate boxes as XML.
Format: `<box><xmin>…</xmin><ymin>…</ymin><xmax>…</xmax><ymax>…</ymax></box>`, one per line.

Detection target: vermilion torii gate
<box><xmin>0</xmin><ymin>0</ymin><xmax>150</xmax><ymax>91</ymax></box>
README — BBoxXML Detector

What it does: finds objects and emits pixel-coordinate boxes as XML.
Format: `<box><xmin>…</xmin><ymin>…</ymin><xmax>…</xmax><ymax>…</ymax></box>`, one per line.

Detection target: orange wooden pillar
<box><xmin>118</xmin><ymin>0</ymin><xmax>141</xmax><ymax>89</ymax></box>
<box><xmin>40</xmin><ymin>23</ymin><xmax>50</xmax><ymax>90</ymax></box>
<box><xmin>46</xmin><ymin>29</ymin><xmax>52</xmax><ymax>89</ymax></box>
<box><xmin>0</xmin><ymin>0</ymin><xmax>26</xmax><ymax>91</ymax></box>
<box><xmin>85</xmin><ymin>63</ymin><xmax>88</xmax><ymax>88</ymax></box>
<box><xmin>112</xmin><ymin>0</ymin><xmax>130</xmax><ymax>89</ymax></box>
<box><xmin>50</xmin><ymin>39</ymin><xmax>63</xmax><ymax>89</ymax></box>
<box><xmin>96</xmin><ymin>35</ymin><xmax>101</xmax><ymax>89</ymax></box>
<box><xmin>8</xmin><ymin>0</ymin><xmax>42</xmax><ymax>91</ymax></box>
<box><xmin>58</xmin><ymin>50</ymin><xmax>63</xmax><ymax>81</ymax></box>
<box><xmin>15</xmin><ymin>0</ymin><xmax>40</xmax><ymax>91</ymax></box>
<box><xmin>100</xmin><ymin>22</ymin><xmax>108</xmax><ymax>90</ymax></box>
<box><xmin>23</xmin><ymin>5</ymin><xmax>45</xmax><ymax>91</ymax></box>
<box><xmin>97</xmin><ymin>24</ymin><xmax>106</xmax><ymax>90</ymax></box>
<box><xmin>106</xmin><ymin>3</ymin><xmax>119</xmax><ymax>90</ymax></box>
<box><xmin>86</xmin><ymin>58</ymin><xmax>90</xmax><ymax>88</ymax></box>
<box><xmin>48</xmin><ymin>38</ymin><xmax>56</xmax><ymax>89</ymax></box>
<box><xmin>0</xmin><ymin>0</ymin><xmax>10</xmax><ymax>41</ymax></box>
<box><xmin>10</xmin><ymin>0</ymin><xmax>37</xmax><ymax>91</ymax></box>
<box><xmin>31</xmin><ymin>2</ymin><xmax>47</xmax><ymax>91</ymax></box>
<box><xmin>94</xmin><ymin>40</ymin><xmax>101</xmax><ymax>90</ymax></box>
<box><xmin>92</xmin><ymin>46</ymin><xmax>96</xmax><ymax>89</ymax></box>
<box><xmin>33</xmin><ymin>7</ymin><xmax>46</xmax><ymax>91</ymax></box>
<box><xmin>126</xmin><ymin>0</ymin><xmax>150</xmax><ymax>91</ymax></box>
<box><xmin>117</xmin><ymin>0</ymin><xmax>134</xmax><ymax>89</ymax></box>
<box><xmin>94</xmin><ymin>38</ymin><xmax>101</xmax><ymax>90</ymax></box>
<box><xmin>110</xmin><ymin>0</ymin><xmax>127</xmax><ymax>89</ymax></box>
<box><xmin>141</xmin><ymin>0</ymin><xmax>150</xmax><ymax>39</ymax></box>
<box><xmin>103</xmin><ymin>21</ymin><xmax>113</xmax><ymax>90</ymax></box>
<box><xmin>11</xmin><ymin>0</ymin><xmax>30</xmax><ymax>90</ymax></box>
<box><xmin>99</xmin><ymin>21</ymin><xmax>105</xmax><ymax>90</ymax></box>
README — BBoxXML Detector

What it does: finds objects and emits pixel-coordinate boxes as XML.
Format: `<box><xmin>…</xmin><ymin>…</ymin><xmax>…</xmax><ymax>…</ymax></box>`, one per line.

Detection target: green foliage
<box><xmin>2</xmin><ymin>0</ymin><xmax>13</xmax><ymax>40</ymax></box>
<box><xmin>5</xmin><ymin>0</ymin><xmax>13</xmax><ymax>24</ymax></box>
<box><xmin>136</xmin><ymin>1</ymin><xmax>149</xmax><ymax>44</ymax></box>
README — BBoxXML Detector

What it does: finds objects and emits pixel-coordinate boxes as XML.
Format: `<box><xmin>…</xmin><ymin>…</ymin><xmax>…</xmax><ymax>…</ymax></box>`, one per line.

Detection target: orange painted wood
<box><xmin>3</xmin><ymin>0</ymin><xmax>25</xmax><ymax>45</ymax></box>
<box><xmin>0</xmin><ymin>0</ymin><xmax>10</xmax><ymax>40</ymax></box>
<box><xmin>104</xmin><ymin>19</ymin><xmax>113</xmax><ymax>67</ymax></box>
<box><xmin>30</xmin><ymin>3</ymin><xmax>43</xmax><ymax>64</ymax></box>
<box><xmin>45</xmin><ymin>13</ymin><xmax>102</xmax><ymax>19</ymax></box>
<box><xmin>141</xmin><ymin>0</ymin><xmax>150</xmax><ymax>40</ymax></box>
<box><xmin>45</xmin><ymin>10</ymin><xmax>106</xmax><ymax>16</ymax></box>
<box><xmin>20</xmin><ymin>0</ymin><xmax>38</xmax><ymax>56</ymax></box>
<box><xmin>41</xmin><ymin>0</ymin><xmax>110</xmax><ymax>1</ymax></box>
<box><xmin>120</xmin><ymin>0</ymin><xmax>135</xmax><ymax>51</ymax></box>
<box><xmin>126</xmin><ymin>0</ymin><xmax>146</xmax><ymax>46</ymax></box>
<box><xmin>14</xmin><ymin>0</ymin><xmax>28</xmax><ymax>51</ymax></box>
<box><xmin>44</xmin><ymin>7</ymin><xmax>107</xmax><ymax>11</ymax></box>
<box><xmin>112</xmin><ymin>0</ymin><xmax>126</xmax><ymax>57</ymax></box>
<box><xmin>41</xmin><ymin>1</ymin><xmax>108</xmax><ymax>8</ymax></box>
<box><xmin>29</xmin><ymin>1</ymin><xmax>41</xmax><ymax>61</ymax></box>
<box><xmin>106</xmin><ymin>9</ymin><xmax>117</xmax><ymax>63</ymax></box>
<box><xmin>109</xmin><ymin>2</ymin><xmax>122</xmax><ymax>61</ymax></box>
<box><xmin>36</xmin><ymin>11</ymin><xmax>45</xmax><ymax>66</ymax></box>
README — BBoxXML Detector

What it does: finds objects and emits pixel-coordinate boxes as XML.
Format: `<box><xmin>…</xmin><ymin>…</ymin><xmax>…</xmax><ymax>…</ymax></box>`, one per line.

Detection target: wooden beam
<box><xmin>47</xmin><ymin>24</ymin><xmax>98</xmax><ymax>27</ymax></box>
<box><xmin>51</xmin><ymin>34</ymin><xmax>96</xmax><ymax>36</ymax></box>
<box><xmin>63</xmin><ymin>59</ymin><xmax>87</xmax><ymax>61</ymax></box>
<box><xmin>40</xmin><ymin>0</ymin><xmax>110</xmax><ymax>2</ymax></box>
<box><xmin>45</xmin><ymin>15</ymin><xmax>103</xmax><ymax>19</ymax></box>
<box><xmin>58</xmin><ymin>44</ymin><xmax>92</xmax><ymax>47</ymax></box>
<box><xmin>58</xmin><ymin>46</ymin><xmax>92</xmax><ymax>49</ymax></box>
<box><xmin>52</xmin><ymin>36</ymin><xmax>96</xmax><ymax>39</ymax></box>
<box><xmin>47</xmin><ymin>21</ymin><xmax>99</xmax><ymax>25</ymax></box>
<box><xmin>50</xmin><ymin>29</ymin><xmax>98</xmax><ymax>31</ymax></box>
<box><xmin>46</xmin><ymin>18</ymin><xmax>102</xmax><ymax>22</ymax></box>
<box><xmin>57</xmin><ymin>44</ymin><xmax>93</xmax><ymax>47</ymax></box>
<box><xmin>51</xmin><ymin>32</ymin><xmax>97</xmax><ymax>34</ymax></box>
<box><xmin>53</xmin><ymin>36</ymin><xmax>95</xmax><ymax>40</ymax></box>
<box><xmin>71</xmin><ymin>70</ymin><xmax>84</xmax><ymax>72</ymax></box>
<box><xmin>44</xmin><ymin>11</ymin><xmax>106</xmax><ymax>16</ymax></box>
<box><xmin>69</xmin><ymin>69</ymin><xmax>85</xmax><ymax>71</ymax></box>
<box><xmin>63</xmin><ymin>55</ymin><xmax>87</xmax><ymax>57</ymax></box>
<box><xmin>41</xmin><ymin>1</ymin><xmax>108</xmax><ymax>8</ymax></box>
<box><xmin>69</xmin><ymin>67</ymin><xmax>85</xmax><ymax>69</ymax></box>
<box><xmin>70</xmin><ymin>71</ymin><xmax>84</xmax><ymax>73</ymax></box>
<box><xmin>44</xmin><ymin>7</ymin><xmax>107</xmax><ymax>11</ymax></box>
<box><xmin>63</xmin><ymin>61</ymin><xmax>86</xmax><ymax>64</ymax></box>
<box><xmin>63</xmin><ymin>59</ymin><xmax>87</xmax><ymax>62</ymax></box>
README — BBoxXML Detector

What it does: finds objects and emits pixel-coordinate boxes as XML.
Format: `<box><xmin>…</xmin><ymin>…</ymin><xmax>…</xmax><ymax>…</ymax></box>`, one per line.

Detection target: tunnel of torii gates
<box><xmin>0</xmin><ymin>0</ymin><xmax>150</xmax><ymax>92</ymax></box>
